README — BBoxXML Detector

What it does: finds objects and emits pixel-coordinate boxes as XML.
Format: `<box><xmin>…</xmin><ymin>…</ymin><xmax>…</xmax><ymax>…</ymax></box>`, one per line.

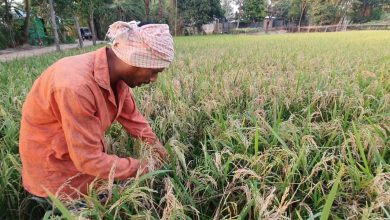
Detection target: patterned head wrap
<box><xmin>106</xmin><ymin>21</ymin><xmax>174</xmax><ymax>68</ymax></box>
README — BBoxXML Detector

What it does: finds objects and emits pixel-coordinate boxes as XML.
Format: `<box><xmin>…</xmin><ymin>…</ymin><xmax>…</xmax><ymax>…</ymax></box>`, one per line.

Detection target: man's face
<box><xmin>120</xmin><ymin>66</ymin><xmax>164</xmax><ymax>88</ymax></box>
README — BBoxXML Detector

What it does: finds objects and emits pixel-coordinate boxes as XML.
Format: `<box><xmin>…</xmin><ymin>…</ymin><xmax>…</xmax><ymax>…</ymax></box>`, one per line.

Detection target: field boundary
<box><xmin>0</xmin><ymin>41</ymin><xmax>106</xmax><ymax>62</ymax></box>
<box><xmin>287</xmin><ymin>24</ymin><xmax>390</xmax><ymax>32</ymax></box>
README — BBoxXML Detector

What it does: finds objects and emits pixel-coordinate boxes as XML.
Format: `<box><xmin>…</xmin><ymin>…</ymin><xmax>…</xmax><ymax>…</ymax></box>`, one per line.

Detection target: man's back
<box><xmin>19</xmin><ymin>21</ymin><xmax>174</xmax><ymax>200</ymax></box>
<box><xmin>20</xmin><ymin>50</ymin><xmax>99</xmax><ymax>198</ymax></box>
<box><xmin>19</xmin><ymin>48</ymin><xmax>144</xmax><ymax>198</ymax></box>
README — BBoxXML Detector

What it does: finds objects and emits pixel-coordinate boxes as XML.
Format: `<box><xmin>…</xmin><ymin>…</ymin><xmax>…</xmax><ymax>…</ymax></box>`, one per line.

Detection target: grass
<box><xmin>0</xmin><ymin>30</ymin><xmax>389</xmax><ymax>219</ymax></box>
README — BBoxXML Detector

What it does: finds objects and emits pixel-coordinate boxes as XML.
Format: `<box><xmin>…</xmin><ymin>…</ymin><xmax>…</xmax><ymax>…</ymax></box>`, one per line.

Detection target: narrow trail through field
<box><xmin>0</xmin><ymin>41</ymin><xmax>106</xmax><ymax>62</ymax></box>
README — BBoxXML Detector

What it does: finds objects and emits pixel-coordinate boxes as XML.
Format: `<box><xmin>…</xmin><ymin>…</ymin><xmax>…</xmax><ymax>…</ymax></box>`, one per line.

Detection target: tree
<box><xmin>67</xmin><ymin>0</ymin><xmax>83</xmax><ymax>48</ymax></box>
<box><xmin>108</xmin><ymin>0</ymin><xmax>145</xmax><ymax>21</ymax></box>
<box><xmin>73</xmin><ymin>15</ymin><xmax>83</xmax><ymax>48</ymax></box>
<box><xmin>21</xmin><ymin>0</ymin><xmax>31</xmax><ymax>45</ymax></box>
<box><xmin>66</xmin><ymin>0</ymin><xmax>84</xmax><ymax>48</ymax></box>
<box><xmin>265</xmin><ymin>2</ymin><xmax>272</xmax><ymax>33</ymax></box>
<box><xmin>178</xmin><ymin>0</ymin><xmax>223</xmax><ymax>30</ymax></box>
<box><xmin>158</xmin><ymin>0</ymin><xmax>164</xmax><ymax>21</ymax></box>
<box><xmin>52</xmin><ymin>0</ymin><xmax>82</xmax><ymax>46</ymax></box>
<box><xmin>48</xmin><ymin>0</ymin><xmax>60</xmax><ymax>51</ymax></box>
<box><xmin>289</xmin><ymin>0</ymin><xmax>309</xmax><ymax>30</ymax></box>
<box><xmin>243</xmin><ymin>0</ymin><xmax>266</xmax><ymax>22</ymax></box>
<box><xmin>273</xmin><ymin>0</ymin><xmax>290</xmax><ymax>21</ymax></box>
<box><xmin>222</xmin><ymin>0</ymin><xmax>235</xmax><ymax>19</ymax></box>
<box><xmin>89</xmin><ymin>0</ymin><xmax>97</xmax><ymax>45</ymax></box>
<box><xmin>75</xmin><ymin>0</ymin><xmax>105</xmax><ymax>46</ymax></box>
<box><xmin>234</xmin><ymin>0</ymin><xmax>244</xmax><ymax>27</ymax></box>
<box><xmin>144</xmin><ymin>0</ymin><xmax>151</xmax><ymax>20</ymax></box>
<box><xmin>150</xmin><ymin>0</ymin><xmax>168</xmax><ymax>22</ymax></box>
<box><xmin>2</xmin><ymin>0</ymin><xmax>16</xmax><ymax>47</ymax></box>
<box><xmin>31</xmin><ymin>0</ymin><xmax>76</xmax><ymax>45</ymax></box>
<box><xmin>349</xmin><ymin>0</ymin><xmax>387</xmax><ymax>23</ymax></box>
<box><xmin>337</xmin><ymin>0</ymin><xmax>352</xmax><ymax>29</ymax></box>
<box><xmin>166</xmin><ymin>0</ymin><xmax>179</xmax><ymax>35</ymax></box>
<box><xmin>309</xmin><ymin>0</ymin><xmax>339</xmax><ymax>25</ymax></box>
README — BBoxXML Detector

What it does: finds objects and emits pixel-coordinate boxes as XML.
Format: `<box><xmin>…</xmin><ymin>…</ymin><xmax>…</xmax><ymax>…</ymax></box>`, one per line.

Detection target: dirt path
<box><xmin>0</xmin><ymin>41</ymin><xmax>106</xmax><ymax>62</ymax></box>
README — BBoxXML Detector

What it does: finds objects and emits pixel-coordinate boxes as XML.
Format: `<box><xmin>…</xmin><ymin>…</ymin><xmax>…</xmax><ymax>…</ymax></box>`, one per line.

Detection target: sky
<box><xmin>231</xmin><ymin>3</ymin><xmax>239</xmax><ymax>13</ymax></box>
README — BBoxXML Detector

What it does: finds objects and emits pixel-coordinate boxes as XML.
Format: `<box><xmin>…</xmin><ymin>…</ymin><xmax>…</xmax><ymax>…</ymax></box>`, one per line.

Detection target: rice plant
<box><xmin>0</xmin><ymin>31</ymin><xmax>389</xmax><ymax>219</ymax></box>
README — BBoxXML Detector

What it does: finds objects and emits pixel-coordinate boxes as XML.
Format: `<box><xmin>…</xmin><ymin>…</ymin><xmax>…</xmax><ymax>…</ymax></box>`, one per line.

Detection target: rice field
<box><xmin>0</xmin><ymin>31</ymin><xmax>389</xmax><ymax>219</ymax></box>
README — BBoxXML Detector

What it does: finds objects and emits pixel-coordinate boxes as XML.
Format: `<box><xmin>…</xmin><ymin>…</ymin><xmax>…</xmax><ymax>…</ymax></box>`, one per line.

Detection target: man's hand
<box><xmin>155</xmin><ymin>141</ymin><xmax>169</xmax><ymax>162</ymax></box>
<box><xmin>138</xmin><ymin>160</ymin><xmax>149</xmax><ymax>175</ymax></box>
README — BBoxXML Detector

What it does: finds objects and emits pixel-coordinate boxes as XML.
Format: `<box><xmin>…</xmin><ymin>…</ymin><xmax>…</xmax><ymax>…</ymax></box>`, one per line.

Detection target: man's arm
<box><xmin>116</xmin><ymin>90</ymin><xmax>168</xmax><ymax>159</ymax></box>
<box><xmin>50</xmin><ymin>86</ymin><xmax>143</xmax><ymax>179</ymax></box>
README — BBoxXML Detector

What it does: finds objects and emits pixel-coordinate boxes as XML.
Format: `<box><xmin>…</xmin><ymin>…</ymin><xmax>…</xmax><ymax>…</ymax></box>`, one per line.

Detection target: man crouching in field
<box><xmin>19</xmin><ymin>21</ymin><xmax>174</xmax><ymax>199</ymax></box>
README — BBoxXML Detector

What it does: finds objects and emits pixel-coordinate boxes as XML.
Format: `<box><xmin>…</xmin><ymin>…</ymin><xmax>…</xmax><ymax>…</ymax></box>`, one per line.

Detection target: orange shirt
<box><xmin>19</xmin><ymin>47</ymin><xmax>157</xmax><ymax>198</ymax></box>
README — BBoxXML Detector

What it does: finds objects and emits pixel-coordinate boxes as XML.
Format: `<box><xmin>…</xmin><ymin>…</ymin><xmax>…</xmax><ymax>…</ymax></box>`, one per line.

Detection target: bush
<box><xmin>45</xmin><ymin>36</ymin><xmax>54</xmax><ymax>45</ymax></box>
<box><xmin>0</xmin><ymin>25</ymin><xmax>8</xmax><ymax>49</ymax></box>
<box><xmin>0</xmin><ymin>20</ymin><xmax>24</xmax><ymax>49</ymax></box>
<box><xmin>64</xmin><ymin>35</ymin><xmax>76</xmax><ymax>44</ymax></box>
<box><xmin>371</xmin><ymin>8</ymin><xmax>383</xmax><ymax>21</ymax></box>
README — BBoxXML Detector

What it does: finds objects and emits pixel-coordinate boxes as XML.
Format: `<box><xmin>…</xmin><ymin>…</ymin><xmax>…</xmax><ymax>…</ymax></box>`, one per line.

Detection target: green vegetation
<box><xmin>274</xmin><ymin>0</ymin><xmax>389</xmax><ymax>26</ymax></box>
<box><xmin>0</xmin><ymin>31</ymin><xmax>389</xmax><ymax>219</ymax></box>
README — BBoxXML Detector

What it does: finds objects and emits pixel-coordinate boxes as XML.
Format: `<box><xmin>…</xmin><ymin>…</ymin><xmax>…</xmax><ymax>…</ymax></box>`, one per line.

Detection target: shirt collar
<box><xmin>93</xmin><ymin>47</ymin><xmax>111</xmax><ymax>91</ymax></box>
<box><xmin>93</xmin><ymin>47</ymin><xmax>128</xmax><ymax>108</ymax></box>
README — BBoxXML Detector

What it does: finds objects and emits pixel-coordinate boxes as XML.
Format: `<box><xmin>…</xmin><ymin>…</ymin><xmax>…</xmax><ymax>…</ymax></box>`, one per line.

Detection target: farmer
<box><xmin>19</xmin><ymin>21</ymin><xmax>174</xmax><ymax>199</ymax></box>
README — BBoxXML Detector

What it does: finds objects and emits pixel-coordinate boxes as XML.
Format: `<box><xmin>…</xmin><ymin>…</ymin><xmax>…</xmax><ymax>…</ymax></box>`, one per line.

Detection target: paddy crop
<box><xmin>0</xmin><ymin>31</ymin><xmax>389</xmax><ymax>219</ymax></box>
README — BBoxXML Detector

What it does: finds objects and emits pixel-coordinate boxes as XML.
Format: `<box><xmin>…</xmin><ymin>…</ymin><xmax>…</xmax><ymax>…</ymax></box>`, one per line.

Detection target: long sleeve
<box><xmin>117</xmin><ymin>91</ymin><xmax>157</xmax><ymax>145</ymax></box>
<box><xmin>50</xmin><ymin>87</ymin><xmax>140</xmax><ymax>180</ymax></box>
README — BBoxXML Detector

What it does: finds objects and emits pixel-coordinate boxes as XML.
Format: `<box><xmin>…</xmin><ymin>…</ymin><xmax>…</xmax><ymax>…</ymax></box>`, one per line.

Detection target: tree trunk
<box><xmin>338</xmin><ymin>0</ymin><xmax>352</xmax><ymax>31</ymax></box>
<box><xmin>4</xmin><ymin>0</ymin><xmax>10</xmax><ymax>24</ymax></box>
<box><xmin>49</xmin><ymin>0</ymin><xmax>60</xmax><ymax>51</ymax></box>
<box><xmin>73</xmin><ymin>16</ymin><xmax>83</xmax><ymax>48</ymax></box>
<box><xmin>298</xmin><ymin>1</ymin><xmax>307</xmax><ymax>32</ymax></box>
<box><xmin>4</xmin><ymin>0</ymin><xmax>16</xmax><ymax>47</ymax></box>
<box><xmin>117</xmin><ymin>6</ymin><xmax>124</xmax><ymax>20</ymax></box>
<box><xmin>89</xmin><ymin>12</ymin><xmax>97</xmax><ymax>46</ymax></box>
<box><xmin>168</xmin><ymin>0</ymin><xmax>180</xmax><ymax>35</ymax></box>
<box><xmin>174</xmin><ymin>0</ymin><xmax>177</xmax><ymax>36</ymax></box>
<box><xmin>158</xmin><ymin>0</ymin><xmax>164</xmax><ymax>22</ymax></box>
<box><xmin>22</xmin><ymin>0</ymin><xmax>31</xmax><ymax>45</ymax></box>
<box><xmin>58</xmin><ymin>25</ymin><xmax>66</xmax><ymax>43</ymax></box>
<box><xmin>144</xmin><ymin>0</ymin><xmax>150</xmax><ymax>20</ymax></box>
<box><xmin>363</xmin><ymin>5</ymin><xmax>372</xmax><ymax>17</ymax></box>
